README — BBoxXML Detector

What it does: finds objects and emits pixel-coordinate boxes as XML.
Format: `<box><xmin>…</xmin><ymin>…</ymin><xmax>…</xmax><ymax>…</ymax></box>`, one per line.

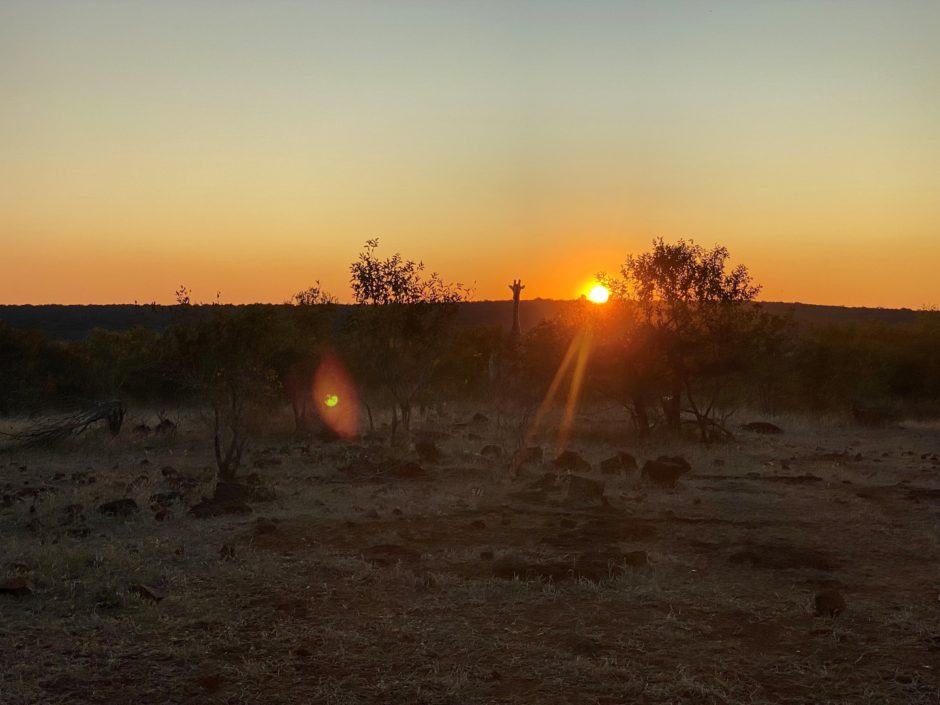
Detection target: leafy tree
<box><xmin>602</xmin><ymin>238</ymin><xmax>764</xmax><ymax>441</ymax></box>
<box><xmin>346</xmin><ymin>239</ymin><xmax>469</xmax><ymax>443</ymax></box>
<box><xmin>167</xmin><ymin>306</ymin><xmax>280</xmax><ymax>480</ymax></box>
<box><xmin>291</xmin><ymin>281</ymin><xmax>337</xmax><ymax>306</ymax></box>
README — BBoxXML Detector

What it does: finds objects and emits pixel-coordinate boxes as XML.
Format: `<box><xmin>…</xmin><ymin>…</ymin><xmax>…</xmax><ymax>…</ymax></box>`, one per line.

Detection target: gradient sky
<box><xmin>2</xmin><ymin>1</ymin><xmax>938</xmax><ymax>307</ymax></box>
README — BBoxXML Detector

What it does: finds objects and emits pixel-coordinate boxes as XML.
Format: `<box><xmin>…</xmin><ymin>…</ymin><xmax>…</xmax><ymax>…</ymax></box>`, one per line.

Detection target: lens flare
<box><xmin>312</xmin><ymin>354</ymin><xmax>359</xmax><ymax>438</ymax></box>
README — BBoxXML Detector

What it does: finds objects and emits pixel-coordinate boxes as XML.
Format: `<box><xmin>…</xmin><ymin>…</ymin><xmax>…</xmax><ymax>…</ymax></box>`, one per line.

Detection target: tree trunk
<box><xmin>662</xmin><ymin>381</ymin><xmax>682</xmax><ymax>432</ymax></box>
<box><xmin>398</xmin><ymin>402</ymin><xmax>412</xmax><ymax>446</ymax></box>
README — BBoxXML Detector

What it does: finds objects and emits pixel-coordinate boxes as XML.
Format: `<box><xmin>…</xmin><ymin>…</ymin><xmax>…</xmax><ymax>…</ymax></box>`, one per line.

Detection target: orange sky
<box><xmin>2</xmin><ymin>2</ymin><xmax>938</xmax><ymax>308</ymax></box>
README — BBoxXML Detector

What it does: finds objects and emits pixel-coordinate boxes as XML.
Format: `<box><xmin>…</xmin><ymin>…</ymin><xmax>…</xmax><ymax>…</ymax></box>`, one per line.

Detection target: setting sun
<box><xmin>587</xmin><ymin>284</ymin><xmax>610</xmax><ymax>304</ymax></box>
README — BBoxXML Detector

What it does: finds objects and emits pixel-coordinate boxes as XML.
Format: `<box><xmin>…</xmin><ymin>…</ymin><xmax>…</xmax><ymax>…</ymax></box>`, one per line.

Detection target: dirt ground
<box><xmin>1</xmin><ymin>408</ymin><xmax>939</xmax><ymax>704</ymax></box>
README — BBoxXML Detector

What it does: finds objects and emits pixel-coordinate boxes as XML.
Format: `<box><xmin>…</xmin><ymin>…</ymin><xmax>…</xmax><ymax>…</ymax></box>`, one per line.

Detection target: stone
<box><xmin>814</xmin><ymin>589</ymin><xmax>846</xmax><ymax>617</ymax></box>
<box><xmin>641</xmin><ymin>457</ymin><xmax>691</xmax><ymax>488</ymax></box>
<box><xmin>361</xmin><ymin>544</ymin><xmax>421</xmax><ymax>567</ymax></box>
<box><xmin>149</xmin><ymin>491</ymin><xmax>182</xmax><ymax>507</ymax></box>
<box><xmin>129</xmin><ymin>583</ymin><xmax>164</xmax><ymax>602</ymax></box>
<box><xmin>600</xmin><ymin>452</ymin><xmax>638</xmax><ymax>474</ymax></box>
<box><xmin>564</xmin><ymin>475</ymin><xmax>605</xmax><ymax>507</ymax></box>
<box><xmin>213</xmin><ymin>482</ymin><xmax>251</xmax><ymax>504</ymax></box>
<box><xmin>553</xmin><ymin>450</ymin><xmax>591</xmax><ymax>473</ymax></box>
<box><xmin>0</xmin><ymin>577</ymin><xmax>31</xmax><ymax>596</ymax></box>
<box><xmin>59</xmin><ymin>503</ymin><xmax>84</xmax><ymax>526</ymax></box>
<box><xmin>512</xmin><ymin>447</ymin><xmax>543</xmax><ymax>468</ymax></box>
<box><xmin>155</xmin><ymin>418</ymin><xmax>177</xmax><ymax>434</ymax></box>
<box><xmin>414</xmin><ymin>440</ymin><xmax>442</xmax><ymax>464</ymax></box>
<box><xmin>741</xmin><ymin>421</ymin><xmax>783</xmax><ymax>434</ymax></box>
<box><xmin>98</xmin><ymin>498</ymin><xmax>139</xmax><ymax>517</ymax></box>
<box><xmin>480</xmin><ymin>444</ymin><xmax>503</xmax><ymax>459</ymax></box>
<box><xmin>254</xmin><ymin>517</ymin><xmax>279</xmax><ymax>535</ymax></box>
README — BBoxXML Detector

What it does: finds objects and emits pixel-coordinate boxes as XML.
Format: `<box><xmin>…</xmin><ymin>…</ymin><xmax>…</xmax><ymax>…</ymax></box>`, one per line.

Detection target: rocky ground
<box><xmin>1</xmin><ymin>409</ymin><xmax>939</xmax><ymax>704</ymax></box>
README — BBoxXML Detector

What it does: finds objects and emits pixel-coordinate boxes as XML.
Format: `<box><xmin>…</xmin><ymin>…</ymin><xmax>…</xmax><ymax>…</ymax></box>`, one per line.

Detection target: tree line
<box><xmin>2</xmin><ymin>239</ymin><xmax>938</xmax><ymax>456</ymax></box>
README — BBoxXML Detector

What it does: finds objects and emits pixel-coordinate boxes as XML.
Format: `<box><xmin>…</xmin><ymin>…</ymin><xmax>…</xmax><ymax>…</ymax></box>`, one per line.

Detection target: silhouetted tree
<box><xmin>168</xmin><ymin>306</ymin><xmax>280</xmax><ymax>480</ymax></box>
<box><xmin>347</xmin><ymin>239</ymin><xmax>469</xmax><ymax>444</ymax></box>
<box><xmin>291</xmin><ymin>281</ymin><xmax>337</xmax><ymax>306</ymax></box>
<box><xmin>602</xmin><ymin>238</ymin><xmax>763</xmax><ymax>441</ymax></box>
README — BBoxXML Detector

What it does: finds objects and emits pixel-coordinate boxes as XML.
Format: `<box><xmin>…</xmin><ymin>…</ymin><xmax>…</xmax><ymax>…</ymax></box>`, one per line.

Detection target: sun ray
<box><xmin>557</xmin><ymin>329</ymin><xmax>593</xmax><ymax>453</ymax></box>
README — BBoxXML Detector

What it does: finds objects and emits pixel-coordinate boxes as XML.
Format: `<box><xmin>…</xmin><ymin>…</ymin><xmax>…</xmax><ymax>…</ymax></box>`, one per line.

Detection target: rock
<box><xmin>149</xmin><ymin>491</ymin><xmax>183</xmax><ymax>507</ymax></box>
<box><xmin>641</xmin><ymin>457</ymin><xmax>691</xmax><ymax>488</ymax></box>
<box><xmin>194</xmin><ymin>674</ymin><xmax>224</xmax><ymax>692</ymax></box>
<box><xmin>59</xmin><ymin>503</ymin><xmax>85</xmax><ymax>526</ymax></box>
<box><xmin>600</xmin><ymin>452</ymin><xmax>638</xmax><ymax>474</ymax></box>
<box><xmin>129</xmin><ymin>583</ymin><xmax>164</xmax><ymax>602</ymax></box>
<box><xmin>414</xmin><ymin>440</ymin><xmax>442</xmax><ymax>464</ymax></box>
<box><xmin>254</xmin><ymin>517</ymin><xmax>279</xmax><ymax>535</ymax></box>
<box><xmin>622</xmin><ymin>550</ymin><xmax>649</xmax><ymax>567</ymax></box>
<box><xmin>741</xmin><ymin>421</ymin><xmax>783</xmax><ymax>434</ymax></box>
<box><xmin>361</xmin><ymin>544</ymin><xmax>421</xmax><ymax>567</ymax></box>
<box><xmin>155</xmin><ymin>418</ymin><xmax>176</xmax><ymax>435</ymax></box>
<box><xmin>553</xmin><ymin>450</ymin><xmax>591</xmax><ymax>473</ymax></box>
<box><xmin>512</xmin><ymin>447</ymin><xmax>543</xmax><ymax>468</ymax></box>
<box><xmin>213</xmin><ymin>482</ymin><xmax>251</xmax><ymax>505</ymax></box>
<box><xmin>564</xmin><ymin>475</ymin><xmax>605</xmax><ymax>507</ymax></box>
<box><xmin>248</xmin><ymin>484</ymin><xmax>277</xmax><ymax>502</ymax></box>
<box><xmin>98</xmin><ymin>498</ymin><xmax>140</xmax><ymax>517</ymax></box>
<box><xmin>658</xmin><ymin>455</ymin><xmax>691</xmax><ymax>472</ymax></box>
<box><xmin>388</xmin><ymin>461</ymin><xmax>428</xmax><ymax>479</ymax></box>
<box><xmin>730</xmin><ymin>543</ymin><xmax>835</xmax><ymax>571</ymax></box>
<box><xmin>0</xmin><ymin>577</ymin><xmax>31</xmax><ymax>596</ymax></box>
<box><xmin>480</xmin><ymin>444</ymin><xmax>503</xmax><ymax>459</ymax></box>
<box><xmin>814</xmin><ymin>589</ymin><xmax>846</xmax><ymax>617</ymax></box>
<box><xmin>189</xmin><ymin>499</ymin><xmax>251</xmax><ymax>519</ymax></box>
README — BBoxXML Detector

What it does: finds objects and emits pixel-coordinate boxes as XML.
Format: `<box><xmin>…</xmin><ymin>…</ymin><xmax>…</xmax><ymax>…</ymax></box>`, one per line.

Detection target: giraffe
<box><xmin>489</xmin><ymin>279</ymin><xmax>526</xmax><ymax>386</ymax></box>
<box><xmin>508</xmin><ymin>279</ymin><xmax>525</xmax><ymax>346</ymax></box>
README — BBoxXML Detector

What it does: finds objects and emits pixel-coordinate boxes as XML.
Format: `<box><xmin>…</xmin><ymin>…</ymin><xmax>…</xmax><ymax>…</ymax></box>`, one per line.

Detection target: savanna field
<box><xmin>2</xmin><ymin>406</ymin><xmax>939</xmax><ymax>705</ymax></box>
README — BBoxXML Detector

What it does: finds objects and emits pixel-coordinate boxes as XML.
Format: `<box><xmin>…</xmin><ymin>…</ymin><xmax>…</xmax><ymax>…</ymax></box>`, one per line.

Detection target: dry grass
<box><xmin>1</xmin><ymin>406</ymin><xmax>939</xmax><ymax>704</ymax></box>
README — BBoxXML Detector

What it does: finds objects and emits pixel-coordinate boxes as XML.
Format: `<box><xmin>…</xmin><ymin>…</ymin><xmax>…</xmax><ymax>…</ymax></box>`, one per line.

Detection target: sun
<box><xmin>587</xmin><ymin>284</ymin><xmax>609</xmax><ymax>304</ymax></box>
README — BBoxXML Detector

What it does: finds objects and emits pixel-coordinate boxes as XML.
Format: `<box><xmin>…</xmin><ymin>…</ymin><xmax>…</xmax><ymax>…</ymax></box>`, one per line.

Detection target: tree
<box><xmin>168</xmin><ymin>306</ymin><xmax>280</xmax><ymax>480</ymax></box>
<box><xmin>291</xmin><ymin>281</ymin><xmax>337</xmax><ymax>306</ymax></box>
<box><xmin>347</xmin><ymin>239</ymin><xmax>469</xmax><ymax>444</ymax></box>
<box><xmin>601</xmin><ymin>238</ymin><xmax>763</xmax><ymax>442</ymax></box>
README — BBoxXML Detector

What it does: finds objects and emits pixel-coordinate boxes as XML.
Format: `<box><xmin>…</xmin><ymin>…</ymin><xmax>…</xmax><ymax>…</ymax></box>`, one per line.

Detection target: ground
<box><xmin>1</xmin><ymin>408</ymin><xmax>939</xmax><ymax>704</ymax></box>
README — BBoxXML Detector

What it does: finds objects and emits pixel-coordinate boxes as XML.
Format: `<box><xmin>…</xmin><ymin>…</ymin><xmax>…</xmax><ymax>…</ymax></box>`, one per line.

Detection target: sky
<box><xmin>1</xmin><ymin>0</ymin><xmax>938</xmax><ymax>308</ymax></box>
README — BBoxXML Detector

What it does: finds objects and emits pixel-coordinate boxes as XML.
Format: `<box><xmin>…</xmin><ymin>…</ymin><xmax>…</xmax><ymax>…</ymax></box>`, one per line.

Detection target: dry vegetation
<box><xmin>1</xmin><ymin>407</ymin><xmax>939</xmax><ymax>705</ymax></box>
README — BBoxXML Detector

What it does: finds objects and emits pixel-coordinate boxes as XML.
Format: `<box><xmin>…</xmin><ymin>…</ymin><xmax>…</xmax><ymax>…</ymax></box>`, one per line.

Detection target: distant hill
<box><xmin>0</xmin><ymin>301</ymin><xmax>926</xmax><ymax>341</ymax></box>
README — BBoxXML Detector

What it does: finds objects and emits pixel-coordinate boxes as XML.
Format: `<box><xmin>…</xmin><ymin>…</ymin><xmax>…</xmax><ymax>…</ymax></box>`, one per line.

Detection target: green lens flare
<box><xmin>324</xmin><ymin>394</ymin><xmax>339</xmax><ymax>408</ymax></box>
